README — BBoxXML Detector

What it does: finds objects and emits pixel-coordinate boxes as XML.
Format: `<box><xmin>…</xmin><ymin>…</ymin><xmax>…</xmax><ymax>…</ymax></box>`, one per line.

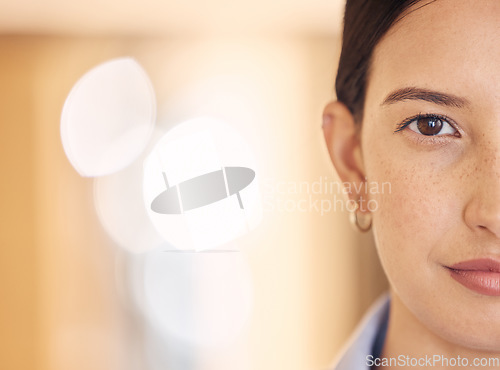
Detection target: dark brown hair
<box><xmin>336</xmin><ymin>0</ymin><xmax>426</xmax><ymax>122</ymax></box>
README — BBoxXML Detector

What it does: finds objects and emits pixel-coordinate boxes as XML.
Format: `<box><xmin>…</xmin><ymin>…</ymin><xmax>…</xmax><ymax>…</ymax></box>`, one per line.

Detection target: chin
<box><xmin>443</xmin><ymin>327</ymin><xmax>500</xmax><ymax>354</ymax></box>
<box><xmin>418</xmin><ymin>296</ymin><xmax>500</xmax><ymax>354</ymax></box>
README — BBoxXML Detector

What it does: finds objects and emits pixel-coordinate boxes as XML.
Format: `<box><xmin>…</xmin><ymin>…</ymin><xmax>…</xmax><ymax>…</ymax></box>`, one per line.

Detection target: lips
<box><xmin>447</xmin><ymin>258</ymin><xmax>500</xmax><ymax>296</ymax></box>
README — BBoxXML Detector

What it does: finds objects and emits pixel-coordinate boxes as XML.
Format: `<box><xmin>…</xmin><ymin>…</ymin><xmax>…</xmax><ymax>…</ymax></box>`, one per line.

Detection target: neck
<box><xmin>378</xmin><ymin>291</ymin><xmax>500</xmax><ymax>370</ymax></box>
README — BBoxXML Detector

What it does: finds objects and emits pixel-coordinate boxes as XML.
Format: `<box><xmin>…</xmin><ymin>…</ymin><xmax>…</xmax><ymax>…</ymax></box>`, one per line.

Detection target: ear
<box><xmin>322</xmin><ymin>101</ymin><xmax>366</xmax><ymax>201</ymax></box>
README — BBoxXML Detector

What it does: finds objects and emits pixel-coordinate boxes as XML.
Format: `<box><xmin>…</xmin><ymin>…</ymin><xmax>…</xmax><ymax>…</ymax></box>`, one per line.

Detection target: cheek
<box><xmin>375</xmin><ymin>170</ymin><xmax>450</xmax><ymax>245</ymax></box>
<box><xmin>362</xmin><ymin>140</ymin><xmax>460</xmax><ymax>282</ymax></box>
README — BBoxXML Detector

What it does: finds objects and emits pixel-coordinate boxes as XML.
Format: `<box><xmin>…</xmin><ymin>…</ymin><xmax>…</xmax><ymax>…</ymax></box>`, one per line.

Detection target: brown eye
<box><xmin>406</xmin><ymin>115</ymin><xmax>457</xmax><ymax>136</ymax></box>
<box><xmin>416</xmin><ymin>117</ymin><xmax>442</xmax><ymax>135</ymax></box>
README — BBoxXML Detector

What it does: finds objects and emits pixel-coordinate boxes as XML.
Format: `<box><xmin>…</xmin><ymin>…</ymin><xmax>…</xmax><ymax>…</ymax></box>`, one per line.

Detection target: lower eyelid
<box><xmin>403</xmin><ymin>128</ymin><xmax>458</xmax><ymax>147</ymax></box>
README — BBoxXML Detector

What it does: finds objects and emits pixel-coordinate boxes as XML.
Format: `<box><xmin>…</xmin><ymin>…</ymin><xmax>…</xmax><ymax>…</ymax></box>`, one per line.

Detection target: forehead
<box><xmin>366</xmin><ymin>0</ymin><xmax>500</xmax><ymax>108</ymax></box>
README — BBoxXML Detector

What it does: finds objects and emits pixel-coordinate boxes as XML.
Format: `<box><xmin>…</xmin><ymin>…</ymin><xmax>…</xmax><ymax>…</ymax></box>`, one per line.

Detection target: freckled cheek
<box><xmin>367</xmin><ymin>167</ymin><xmax>454</xmax><ymax>266</ymax></box>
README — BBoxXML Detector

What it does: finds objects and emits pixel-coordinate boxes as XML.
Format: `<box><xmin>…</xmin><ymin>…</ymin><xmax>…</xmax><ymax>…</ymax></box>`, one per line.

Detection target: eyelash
<box><xmin>393</xmin><ymin>113</ymin><xmax>460</xmax><ymax>137</ymax></box>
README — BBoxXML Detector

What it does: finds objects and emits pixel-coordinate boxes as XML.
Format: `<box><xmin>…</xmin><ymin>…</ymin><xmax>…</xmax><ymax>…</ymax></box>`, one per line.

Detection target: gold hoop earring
<box><xmin>349</xmin><ymin>201</ymin><xmax>372</xmax><ymax>232</ymax></box>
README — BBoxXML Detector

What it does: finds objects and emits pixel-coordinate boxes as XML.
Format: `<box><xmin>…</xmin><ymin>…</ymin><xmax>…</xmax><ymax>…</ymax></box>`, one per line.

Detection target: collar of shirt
<box><xmin>330</xmin><ymin>293</ymin><xmax>390</xmax><ymax>370</ymax></box>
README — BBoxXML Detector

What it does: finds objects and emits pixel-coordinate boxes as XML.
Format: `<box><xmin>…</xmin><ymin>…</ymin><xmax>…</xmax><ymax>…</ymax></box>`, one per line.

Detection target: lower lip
<box><xmin>449</xmin><ymin>269</ymin><xmax>500</xmax><ymax>296</ymax></box>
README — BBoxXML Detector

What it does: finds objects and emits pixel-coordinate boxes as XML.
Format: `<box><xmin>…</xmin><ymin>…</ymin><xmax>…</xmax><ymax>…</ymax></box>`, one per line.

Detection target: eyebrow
<box><xmin>381</xmin><ymin>87</ymin><xmax>469</xmax><ymax>108</ymax></box>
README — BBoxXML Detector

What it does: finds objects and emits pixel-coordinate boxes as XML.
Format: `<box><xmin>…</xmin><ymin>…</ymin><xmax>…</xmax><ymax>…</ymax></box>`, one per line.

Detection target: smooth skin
<box><xmin>323</xmin><ymin>0</ymin><xmax>500</xmax><ymax>368</ymax></box>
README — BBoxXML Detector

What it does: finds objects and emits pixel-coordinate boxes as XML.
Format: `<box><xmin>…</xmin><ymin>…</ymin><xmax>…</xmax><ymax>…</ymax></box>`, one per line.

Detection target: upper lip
<box><xmin>448</xmin><ymin>258</ymin><xmax>500</xmax><ymax>272</ymax></box>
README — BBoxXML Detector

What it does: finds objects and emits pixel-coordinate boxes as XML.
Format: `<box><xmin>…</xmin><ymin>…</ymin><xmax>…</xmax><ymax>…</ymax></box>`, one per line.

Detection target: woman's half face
<box><xmin>362</xmin><ymin>0</ymin><xmax>500</xmax><ymax>350</ymax></box>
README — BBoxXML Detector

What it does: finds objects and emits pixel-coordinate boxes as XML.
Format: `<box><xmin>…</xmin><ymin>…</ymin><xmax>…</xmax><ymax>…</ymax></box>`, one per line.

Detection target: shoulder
<box><xmin>329</xmin><ymin>292</ymin><xmax>390</xmax><ymax>370</ymax></box>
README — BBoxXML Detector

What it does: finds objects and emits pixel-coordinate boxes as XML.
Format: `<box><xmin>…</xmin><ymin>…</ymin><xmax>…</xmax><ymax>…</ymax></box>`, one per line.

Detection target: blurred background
<box><xmin>0</xmin><ymin>0</ymin><xmax>387</xmax><ymax>369</ymax></box>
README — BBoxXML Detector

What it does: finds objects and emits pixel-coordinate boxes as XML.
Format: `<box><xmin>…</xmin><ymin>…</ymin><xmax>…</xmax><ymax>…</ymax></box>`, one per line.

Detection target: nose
<box><xmin>464</xmin><ymin>150</ymin><xmax>500</xmax><ymax>239</ymax></box>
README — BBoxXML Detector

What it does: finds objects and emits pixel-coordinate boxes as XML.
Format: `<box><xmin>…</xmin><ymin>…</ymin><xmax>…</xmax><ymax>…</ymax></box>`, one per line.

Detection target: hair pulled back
<box><xmin>336</xmin><ymin>0</ymin><xmax>426</xmax><ymax>122</ymax></box>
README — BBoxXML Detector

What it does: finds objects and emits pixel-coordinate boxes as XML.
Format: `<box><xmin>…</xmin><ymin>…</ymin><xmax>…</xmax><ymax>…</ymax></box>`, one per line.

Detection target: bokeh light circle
<box><xmin>143</xmin><ymin>117</ymin><xmax>262</xmax><ymax>251</ymax></box>
<box><xmin>61</xmin><ymin>57</ymin><xmax>156</xmax><ymax>177</ymax></box>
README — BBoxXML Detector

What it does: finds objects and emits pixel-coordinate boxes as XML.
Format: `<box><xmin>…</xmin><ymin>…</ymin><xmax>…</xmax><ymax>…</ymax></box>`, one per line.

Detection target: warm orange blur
<box><xmin>0</xmin><ymin>4</ymin><xmax>387</xmax><ymax>369</ymax></box>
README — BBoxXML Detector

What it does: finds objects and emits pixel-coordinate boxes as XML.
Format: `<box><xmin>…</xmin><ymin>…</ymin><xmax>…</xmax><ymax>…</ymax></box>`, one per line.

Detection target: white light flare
<box><xmin>143</xmin><ymin>117</ymin><xmax>262</xmax><ymax>251</ymax></box>
<box><xmin>61</xmin><ymin>57</ymin><xmax>156</xmax><ymax>177</ymax></box>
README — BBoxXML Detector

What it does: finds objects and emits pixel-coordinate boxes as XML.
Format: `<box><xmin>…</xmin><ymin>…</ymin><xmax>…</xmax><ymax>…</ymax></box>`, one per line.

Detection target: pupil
<box><xmin>417</xmin><ymin>117</ymin><xmax>442</xmax><ymax>136</ymax></box>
